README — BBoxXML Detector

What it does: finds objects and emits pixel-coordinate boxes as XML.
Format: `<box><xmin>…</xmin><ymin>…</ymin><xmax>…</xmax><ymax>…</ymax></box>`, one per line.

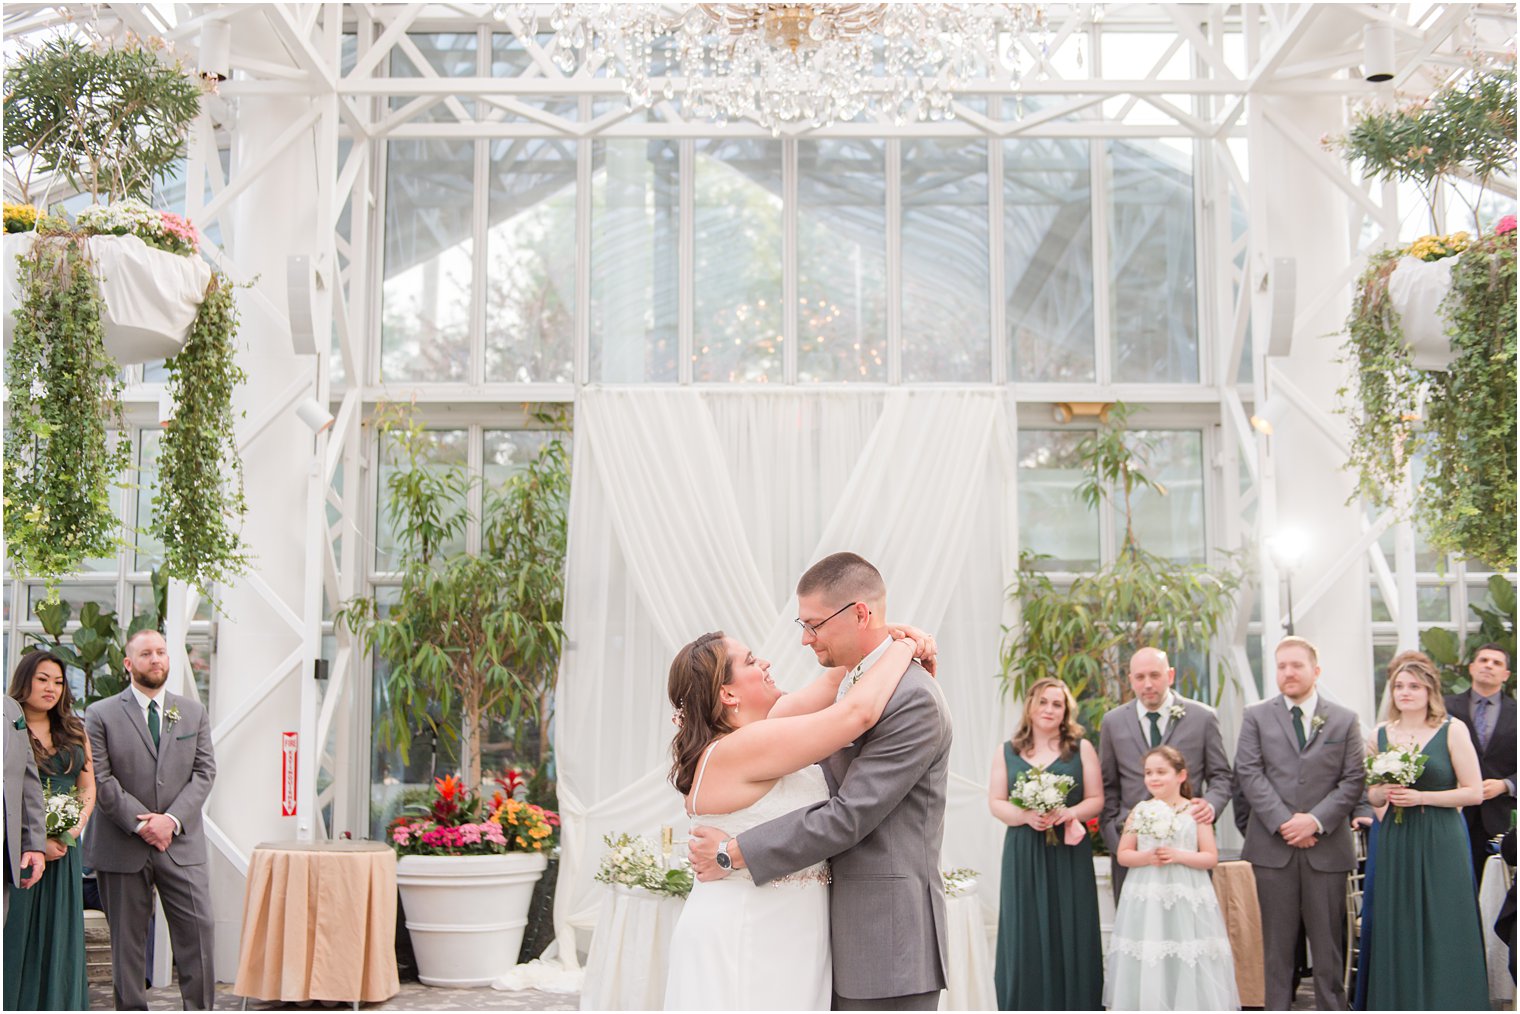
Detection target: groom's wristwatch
<box><xmin>715</xmin><ymin>838</ymin><xmax>733</xmax><ymax>870</ymax></box>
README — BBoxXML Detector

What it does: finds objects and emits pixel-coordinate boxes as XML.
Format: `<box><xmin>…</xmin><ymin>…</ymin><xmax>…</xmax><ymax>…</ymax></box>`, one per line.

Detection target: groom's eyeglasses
<box><xmin>795</xmin><ymin>602</ymin><xmax>858</xmax><ymax>638</ymax></box>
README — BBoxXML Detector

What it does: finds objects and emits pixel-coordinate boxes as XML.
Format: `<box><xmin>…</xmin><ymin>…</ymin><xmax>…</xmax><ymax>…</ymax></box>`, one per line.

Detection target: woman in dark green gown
<box><xmin>4</xmin><ymin>651</ymin><xmax>93</xmax><ymax>1011</ymax></box>
<box><xmin>1365</xmin><ymin>651</ymin><xmax>1489</xmax><ymax>1011</ymax></box>
<box><xmin>989</xmin><ymin>677</ymin><xmax>1104</xmax><ymax>1010</ymax></box>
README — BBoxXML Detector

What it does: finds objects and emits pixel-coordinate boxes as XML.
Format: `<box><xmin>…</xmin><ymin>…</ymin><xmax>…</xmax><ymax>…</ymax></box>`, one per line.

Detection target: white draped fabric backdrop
<box><xmin>552</xmin><ymin>387</ymin><xmax>1025</xmax><ymax>964</ymax></box>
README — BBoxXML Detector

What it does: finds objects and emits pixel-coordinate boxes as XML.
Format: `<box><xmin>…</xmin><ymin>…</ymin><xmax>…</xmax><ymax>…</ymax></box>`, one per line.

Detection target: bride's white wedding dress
<box><xmin>663</xmin><ymin>756</ymin><xmax>832</xmax><ymax>1011</ymax></box>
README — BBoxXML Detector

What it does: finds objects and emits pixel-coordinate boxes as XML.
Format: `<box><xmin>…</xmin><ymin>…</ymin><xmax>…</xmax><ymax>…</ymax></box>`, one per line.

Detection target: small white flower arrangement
<box><xmin>594</xmin><ymin>832</ymin><xmax>692</xmax><ymax>898</ymax></box>
<box><xmin>1167</xmin><ymin>703</ymin><xmax>1186</xmax><ymax>722</ymax></box>
<box><xmin>1010</xmin><ymin>766</ymin><xmax>1076</xmax><ymax>845</ymax></box>
<box><xmin>44</xmin><ymin>785</ymin><xmax>84</xmax><ymax>845</ymax></box>
<box><xmin>163</xmin><ymin>705</ymin><xmax>181</xmax><ymax>728</ymax></box>
<box><xmin>1365</xmin><ymin>741</ymin><xmax>1428</xmax><ymax>824</ymax></box>
<box><xmin>1310</xmin><ymin>714</ymin><xmax>1326</xmax><ymax>734</ymax></box>
<box><xmin>1125</xmin><ymin>797</ymin><xmax>1185</xmax><ymax>843</ymax></box>
<box><xmin>940</xmin><ymin>867</ymin><xmax>979</xmax><ymax>898</ymax></box>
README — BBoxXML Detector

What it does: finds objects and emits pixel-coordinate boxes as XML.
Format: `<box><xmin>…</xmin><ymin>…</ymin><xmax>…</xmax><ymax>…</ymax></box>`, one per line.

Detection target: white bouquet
<box><xmin>593</xmin><ymin>832</ymin><xmax>693</xmax><ymax>898</ymax></box>
<box><xmin>1125</xmin><ymin>797</ymin><xmax>1185</xmax><ymax>843</ymax></box>
<box><xmin>44</xmin><ymin>785</ymin><xmax>84</xmax><ymax>845</ymax></box>
<box><xmin>940</xmin><ymin>867</ymin><xmax>979</xmax><ymax>898</ymax></box>
<box><xmin>1365</xmin><ymin>742</ymin><xmax>1428</xmax><ymax>824</ymax></box>
<box><xmin>1010</xmin><ymin>766</ymin><xmax>1076</xmax><ymax>845</ymax></box>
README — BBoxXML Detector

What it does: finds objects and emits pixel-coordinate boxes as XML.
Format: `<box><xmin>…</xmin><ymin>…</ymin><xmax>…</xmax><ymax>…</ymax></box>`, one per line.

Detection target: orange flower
<box><xmin>434</xmin><ymin>774</ymin><xmax>464</xmax><ymax>801</ymax></box>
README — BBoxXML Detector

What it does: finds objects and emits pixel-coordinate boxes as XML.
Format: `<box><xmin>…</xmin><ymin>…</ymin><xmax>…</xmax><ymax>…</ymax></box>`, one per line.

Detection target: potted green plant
<box><xmin>999</xmin><ymin>405</ymin><xmax>1247</xmax><ymax>732</ymax></box>
<box><xmin>388</xmin><ymin>774</ymin><xmax>560</xmax><ymax>986</ymax></box>
<box><xmin>338</xmin><ymin>404</ymin><xmax>570</xmax><ymax>792</ymax></box>
<box><xmin>1334</xmin><ymin>63</ymin><xmax>1517</xmax><ymax>570</ymax></box>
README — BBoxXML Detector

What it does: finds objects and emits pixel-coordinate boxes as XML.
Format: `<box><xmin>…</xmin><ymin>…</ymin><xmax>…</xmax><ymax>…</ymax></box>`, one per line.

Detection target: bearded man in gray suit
<box><xmin>4</xmin><ymin>693</ymin><xmax>47</xmax><ymax>916</ymax></box>
<box><xmin>1236</xmin><ymin>635</ymin><xmax>1365</xmax><ymax>1011</ymax></box>
<box><xmin>1099</xmin><ymin>646</ymin><xmax>1233</xmax><ymax>898</ymax></box>
<box><xmin>689</xmin><ymin>552</ymin><xmax>954</xmax><ymax>1010</ymax></box>
<box><xmin>85</xmin><ymin>629</ymin><xmax>217</xmax><ymax>1011</ymax></box>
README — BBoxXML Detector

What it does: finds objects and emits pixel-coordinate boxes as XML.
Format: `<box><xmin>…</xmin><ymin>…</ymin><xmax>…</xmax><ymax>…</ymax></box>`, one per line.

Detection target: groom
<box><xmin>690</xmin><ymin>552</ymin><xmax>954</xmax><ymax>1010</ymax></box>
<box><xmin>85</xmin><ymin>629</ymin><xmax>218</xmax><ymax>1010</ymax></box>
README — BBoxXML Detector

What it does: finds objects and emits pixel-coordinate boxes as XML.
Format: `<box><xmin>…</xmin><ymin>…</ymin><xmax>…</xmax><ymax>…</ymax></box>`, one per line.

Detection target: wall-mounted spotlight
<box><xmin>1363</xmin><ymin>23</ymin><xmax>1394</xmax><ymax>83</ymax></box>
<box><xmin>296</xmin><ymin>398</ymin><xmax>335</xmax><ymax>434</ymax></box>
<box><xmin>199</xmin><ymin>20</ymin><xmax>232</xmax><ymax>83</ymax></box>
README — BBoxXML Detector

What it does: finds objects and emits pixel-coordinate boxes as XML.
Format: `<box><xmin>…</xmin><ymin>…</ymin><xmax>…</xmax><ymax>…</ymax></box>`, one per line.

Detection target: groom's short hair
<box><xmin>798</xmin><ymin>552</ymin><xmax>886</xmax><ymax>604</ymax></box>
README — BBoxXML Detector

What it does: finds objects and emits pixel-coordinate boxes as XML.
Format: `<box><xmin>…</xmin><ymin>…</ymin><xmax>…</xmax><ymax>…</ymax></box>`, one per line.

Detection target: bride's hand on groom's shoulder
<box><xmin>886</xmin><ymin>624</ymin><xmax>938</xmax><ymax>676</ymax></box>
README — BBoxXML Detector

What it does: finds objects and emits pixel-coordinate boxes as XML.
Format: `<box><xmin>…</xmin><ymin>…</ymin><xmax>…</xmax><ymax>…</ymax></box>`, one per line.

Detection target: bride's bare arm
<box><xmin>767</xmin><ymin>625</ymin><xmax>936</xmax><ymax>719</ymax></box>
<box><xmin>720</xmin><ymin>638</ymin><xmax>918</xmax><ymax>784</ymax></box>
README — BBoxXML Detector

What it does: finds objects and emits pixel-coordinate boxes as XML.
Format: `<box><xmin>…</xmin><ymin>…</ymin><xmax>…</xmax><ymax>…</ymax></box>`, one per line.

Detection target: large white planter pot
<box><xmin>3</xmin><ymin>232</ymin><xmax>210</xmax><ymax>364</ymax></box>
<box><xmin>1386</xmin><ymin>254</ymin><xmax>1457</xmax><ymax>370</ymax></box>
<box><xmin>397</xmin><ymin>851</ymin><xmax>548</xmax><ymax>987</ymax></box>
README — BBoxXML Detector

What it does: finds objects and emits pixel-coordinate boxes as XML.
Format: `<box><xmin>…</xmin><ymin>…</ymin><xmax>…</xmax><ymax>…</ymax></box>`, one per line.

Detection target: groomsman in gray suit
<box><xmin>1236</xmin><ymin>636</ymin><xmax>1365</xmax><ymax>1011</ymax></box>
<box><xmin>4</xmin><ymin>694</ymin><xmax>47</xmax><ymax>916</ymax></box>
<box><xmin>689</xmin><ymin>553</ymin><xmax>953</xmax><ymax>1010</ymax></box>
<box><xmin>1099</xmin><ymin>646</ymin><xmax>1233</xmax><ymax>898</ymax></box>
<box><xmin>85</xmin><ymin>630</ymin><xmax>217</xmax><ymax>1010</ymax></box>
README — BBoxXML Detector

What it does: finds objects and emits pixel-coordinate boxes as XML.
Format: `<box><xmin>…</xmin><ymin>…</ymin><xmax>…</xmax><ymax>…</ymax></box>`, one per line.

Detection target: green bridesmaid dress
<box><xmin>4</xmin><ymin>742</ymin><xmax>88</xmax><ymax>1011</ymax></box>
<box><xmin>1366</xmin><ymin>721</ymin><xmax>1490</xmax><ymax>1010</ymax></box>
<box><xmin>993</xmin><ymin>742</ymin><xmax>1104</xmax><ymax>1010</ymax></box>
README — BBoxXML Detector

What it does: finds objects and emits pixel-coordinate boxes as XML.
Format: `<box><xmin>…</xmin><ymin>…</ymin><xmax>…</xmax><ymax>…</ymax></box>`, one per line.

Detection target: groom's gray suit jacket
<box><xmin>736</xmin><ymin>663</ymin><xmax>953</xmax><ymax>1001</ymax></box>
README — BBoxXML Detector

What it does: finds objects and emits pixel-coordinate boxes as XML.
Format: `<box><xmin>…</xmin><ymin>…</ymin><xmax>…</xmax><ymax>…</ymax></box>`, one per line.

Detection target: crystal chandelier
<box><xmin>501</xmin><ymin>4</ymin><xmax>1045</xmax><ymax>133</ymax></box>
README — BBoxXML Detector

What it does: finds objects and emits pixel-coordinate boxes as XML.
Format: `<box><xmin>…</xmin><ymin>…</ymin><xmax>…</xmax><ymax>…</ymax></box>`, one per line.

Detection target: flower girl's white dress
<box><xmin>663</xmin><ymin>755</ymin><xmax>832</xmax><ymax>1011</ymax></box>
<box><xmin>1103</xmin><ymin>806</ymin><xmax>1241</xmax><ymax>1011</ymax></box>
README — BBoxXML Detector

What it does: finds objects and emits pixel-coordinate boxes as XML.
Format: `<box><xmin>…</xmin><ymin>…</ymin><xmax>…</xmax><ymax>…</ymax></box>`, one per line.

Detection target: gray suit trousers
<box><xmin>1254</xmin><ymin>853</ymin><xmax>1347</xmax><ymax>1011</ymax></box>
<box><xmin>98</xmin><ymin>851</ymin><xmax>216</xmax><ymax>1010</ymax></box>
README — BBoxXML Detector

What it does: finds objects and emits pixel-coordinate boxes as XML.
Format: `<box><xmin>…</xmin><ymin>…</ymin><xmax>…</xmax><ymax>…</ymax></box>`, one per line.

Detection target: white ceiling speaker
<box><xmin>1266</xmin><ymin>256</ymin><xmax>1296</xmax><ymax>358</ymax></box>
<box><xmin>286</xmin><ymin>254</ymin><xmax>319</xmax><ymax>357</ymax></box>
<box><xmin>1363</xmin><ymin>23</ymin><xmax>1395</xmax><ymax>83</ymax></box>
<box><xmin>295</xmin><ymin>398</ymin><xmax>335</xmax><ymax>434</ymax></box>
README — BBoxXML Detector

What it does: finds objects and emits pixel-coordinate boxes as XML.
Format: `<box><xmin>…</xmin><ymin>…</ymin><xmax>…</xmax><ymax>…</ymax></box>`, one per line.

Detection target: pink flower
<box><xmin>158</xmin><ymin>211</ymin><xmax>200</xmax><ymax>252</ymax></box>
<box><xmin>1496</xmin><ymin>215</ymin><xmax>1516</xmax><ymax>236</ymax></box>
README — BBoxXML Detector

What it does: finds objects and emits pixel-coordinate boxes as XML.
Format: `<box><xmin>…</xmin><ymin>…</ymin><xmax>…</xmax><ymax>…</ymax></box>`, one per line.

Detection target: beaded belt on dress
<box><xmin>771</xmin><ymin>865</ymin><xmax>831</xmax><ymax>887</ymax></box>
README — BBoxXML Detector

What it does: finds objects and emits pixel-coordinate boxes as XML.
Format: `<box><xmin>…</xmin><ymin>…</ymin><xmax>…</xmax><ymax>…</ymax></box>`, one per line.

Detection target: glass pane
<box><xmin>1370</xmin><ymin>584</ymin><xmax>1392</xmax><ymax>623</ymax></box>
<box><xmin>489</xmin><ymin>33</ymin><xmax>579</xmax><ymax>120</ymax></box>
<box><xmin>589</xmin><ymin>139</ymin><xmax>679</xmax><ymax>382</ymax></box>
<box><xmin>483</xmin><ymin>430</ymin><xmax>554</xmax><ymax>489</ymax></box>
<box><xmin>1005</xmin><ymin>138</ymin><xmax>1095</xmax><ymax>381</ymax></box>
<box><xmin>391</xmin><ymin>34</ymin><xmax>478</xmax><ymax>121</ymax></box>
<box><xmin>1417</xmin><ymin>584</ymin><xmax>1452</xmax><ymax>622</ymax></box>
<box><xmin>797</xmin><ymin>139</ymin><xmax>887</xmax><ymax>382</ymax></box>
<box><xmin>382</xmin><ymin>139</ymin><xmax>475</xmax><ymax>382</ymax></box>
<box><xmin>1128</xmin><ymin>430</ymin><xmax>1204</xmax><ymax>563</ymax></box>
<box><xmin>1108</xmin><ymin>139</ymin><xmax>1198</xmax><ymax>382</ymax></box>
<box><xmin>374</xmin><ymin>430</ymin><xmax>468</xmax><ymax>571</ymax></box>
<box><xmin>27</xmin><ymin>584</ymin><xmax>117</xmax><ymax>620</ymax></box>
<box><xmin>133</xmin><ymin>428</ymin><xmax>163</xmax><ymax>570</ymax></box>
<box><xmin>1017</xmin><ymin>430</ymin><xmax>1098</xmax><ymax>570</ymax></box>
<box><xmin>693</xmin><ymin>138</ymin><xmax>784</xmax><ymax>383</ymax></box>
<box><xmin>901</xmin><ymin>139</ymin><xmax>990</xmax><ymax>382</ymax></box>
<box><xmin>485</xmin><ymin>138</ymin><xmax>577</xmax><ymax>383</ymax></box>
<box><xmin>1372</xmin><ymin>641</ymin><xmax>1399</xmax><ymax>711</ymax></box>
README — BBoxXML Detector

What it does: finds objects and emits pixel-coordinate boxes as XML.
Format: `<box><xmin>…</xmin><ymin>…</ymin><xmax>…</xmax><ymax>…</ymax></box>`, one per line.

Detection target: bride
<box><xmin>662</xmin><ymin>627</ymin><xmax>932</xmax><ymax>1010</ymax></box>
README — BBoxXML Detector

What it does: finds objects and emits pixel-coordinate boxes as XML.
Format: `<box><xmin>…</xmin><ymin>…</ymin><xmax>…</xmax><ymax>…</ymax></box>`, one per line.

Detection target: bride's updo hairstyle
<box><xmin>1143</xmin><ymin>745</ymin><xmax>1194</xmax><ymax>800</ymax></box>
<box><xmin>668</xmin><ymin>631</ymin><xmax>737</xmax><ymax>796</ymax></box>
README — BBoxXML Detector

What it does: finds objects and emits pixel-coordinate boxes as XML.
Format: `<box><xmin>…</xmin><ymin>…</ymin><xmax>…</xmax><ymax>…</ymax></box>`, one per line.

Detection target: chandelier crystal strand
<box><xmin>540</xmin><ymin>4</ymin><xmax>1045</xmax><ymax>133</ymax></box>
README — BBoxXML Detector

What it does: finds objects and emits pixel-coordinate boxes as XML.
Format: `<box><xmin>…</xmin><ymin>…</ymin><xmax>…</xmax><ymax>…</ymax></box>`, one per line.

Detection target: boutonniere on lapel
<box><xmin>1168</xmin><ymin>704</ymin><xmax>1186</xmax><ymax>722</ymax></box>
<box><xmin>1310</xmin><ymin>714</ymin><xmax>1327</xmax><ymax>735</ymax></box>
<box><xmin>163</xmin><ymin>706</ymin><xmax>182</xmax><ymax>729</ymax></box>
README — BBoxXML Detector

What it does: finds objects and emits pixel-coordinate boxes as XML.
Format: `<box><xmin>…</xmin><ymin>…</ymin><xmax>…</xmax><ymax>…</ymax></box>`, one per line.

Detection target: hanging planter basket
<box><xmin>4</xmin><ymin>232</ymin><xmax>210</xmax><ymax>364</ymax></box>
<box><xmin>1385</xmin><ymin>255</ymin><xmax>1457</xmax><ymax>371</ymax></box>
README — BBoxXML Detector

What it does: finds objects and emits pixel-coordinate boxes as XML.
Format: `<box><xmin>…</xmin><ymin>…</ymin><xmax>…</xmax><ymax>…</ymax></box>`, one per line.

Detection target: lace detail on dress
<box><xmin>690</xmin><ymin>764</ymin><xmax>831</xmax><ymax>885</ymax></box>
<box><xmin>1109</xmin><ymin>935</ymin><xmax>1235</xmax><ymax>965</ymax></box>
<box><xmin>1118</xmin><ymin>880</ymin><xmax>1221</xmax><ymax>910</ymax></box>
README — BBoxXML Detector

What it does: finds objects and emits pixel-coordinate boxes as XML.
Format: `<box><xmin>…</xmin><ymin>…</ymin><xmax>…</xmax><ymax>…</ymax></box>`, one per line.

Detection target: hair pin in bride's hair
<box><xmin>672</xmin><ymin>703</ymin><xmax>685</xmax><ymax>729</ymax></box>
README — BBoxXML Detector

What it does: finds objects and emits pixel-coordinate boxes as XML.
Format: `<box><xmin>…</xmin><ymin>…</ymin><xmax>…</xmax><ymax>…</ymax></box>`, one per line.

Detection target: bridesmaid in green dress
<box><xmin>4</xmin><ymin>650</ymin><xmax>94</xmax><ymax>1011</ymax></box>
<box><xmin>989</xmin><ymin>677</ymin><xmax>1104</xmax><ymax>1010</ymax></box>
<box><xmin>1365</xmin><ymin>651</ymin><xmax>1488</xmax><ymax>1011</ymax></box>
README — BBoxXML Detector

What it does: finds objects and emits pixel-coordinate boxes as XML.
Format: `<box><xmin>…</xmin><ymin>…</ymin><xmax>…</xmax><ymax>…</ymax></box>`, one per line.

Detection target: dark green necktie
<box><xmin>1290</xmin><ymin>705</ymin><xmax>1306</xmax><ymax>750</ymax></box>
<box><xmin>148</xmin><ymin>699</ymin><xmax>161</xmax><ymax>748</ymax></box>
<box><xmin>1146</xmin><ymin>711</ymin><xmax>1162</xmax><ymax>748</ymax></box>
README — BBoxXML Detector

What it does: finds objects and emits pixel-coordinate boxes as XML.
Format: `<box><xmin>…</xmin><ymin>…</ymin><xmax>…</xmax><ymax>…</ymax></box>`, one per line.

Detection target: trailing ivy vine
<box><xmin>150</xmin><ymin>271</ymin><xmax>250</xmax><ymax>592</ymax></box>
<box><xmin>1418</xmin><ymin>233</ymin><xmax>1518</xmax><ymax>568</ymax></box>
<box><xmin>3</xmin><ymin>238</ymin><xmax>130</xmax><ymax>590</ymax></box>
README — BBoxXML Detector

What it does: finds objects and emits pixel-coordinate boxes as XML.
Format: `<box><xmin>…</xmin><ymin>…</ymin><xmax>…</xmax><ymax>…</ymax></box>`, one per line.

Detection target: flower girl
<box><xmin>1104</xmin><ymin>746</ymin><xmax>1239</xmax><ymax>1011</ymax></box>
